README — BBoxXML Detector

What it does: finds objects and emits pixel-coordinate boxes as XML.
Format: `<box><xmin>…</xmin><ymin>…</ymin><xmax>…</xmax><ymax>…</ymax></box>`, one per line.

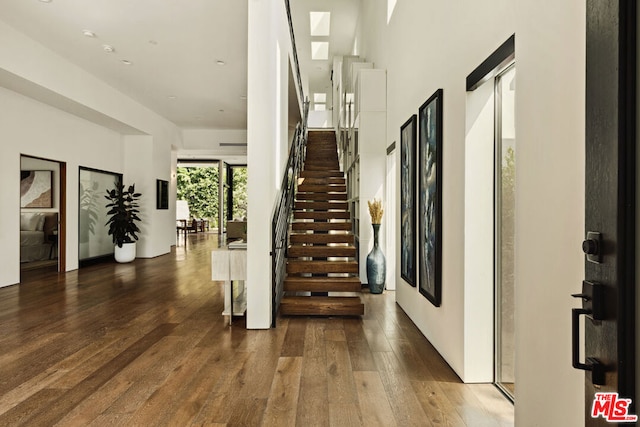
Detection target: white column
<box><xmin>246</xmin><ymin>0</ymin><xmax>289</xmax><ymax>329</ymax></box>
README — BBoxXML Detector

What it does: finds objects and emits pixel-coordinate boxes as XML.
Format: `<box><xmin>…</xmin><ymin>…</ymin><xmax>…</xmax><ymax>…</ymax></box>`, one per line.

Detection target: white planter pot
<box><xmin>114</xmin><ymin>242</ymin><xmax>136</xmax><ymax>263</ymax></box>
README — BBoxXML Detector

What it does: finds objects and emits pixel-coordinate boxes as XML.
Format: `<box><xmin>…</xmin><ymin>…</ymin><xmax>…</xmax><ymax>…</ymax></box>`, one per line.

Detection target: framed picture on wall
<box><xmin>400</xmin><ymin>115</ymin><xmax>417</xmax><ymax>287</ymax></box>
<box><xmin>20</xmin><ymin>170</ymin><xmax>53</xmax><ymax>208</ymax></box>
<box><xmin>156</xmin><ymin>179</ymin><xmax>169</xmax><ymax>210</ymax></box>
<box><xmin>418</xmin><ymin>89</ymin><xmax>443</xmax><ymax>307</ymax></box>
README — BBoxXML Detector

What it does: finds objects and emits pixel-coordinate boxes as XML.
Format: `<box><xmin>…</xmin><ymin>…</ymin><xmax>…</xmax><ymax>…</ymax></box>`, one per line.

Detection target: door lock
<box><xmin>571</xmin><ymin>280</ymin><xmax>605</xmax><ymax>385</ymax></box>
<box><xmin>582</xmin><ymin>231</ymin><xmax>602</xmax><ymax>263</ymax></box>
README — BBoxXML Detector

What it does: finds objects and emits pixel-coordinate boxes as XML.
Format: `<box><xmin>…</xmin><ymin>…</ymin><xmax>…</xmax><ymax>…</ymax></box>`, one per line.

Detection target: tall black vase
<box><xmin>366</xmin><ymin>224</ymin><xmax>386</xmax><ymax>294</ymax></box>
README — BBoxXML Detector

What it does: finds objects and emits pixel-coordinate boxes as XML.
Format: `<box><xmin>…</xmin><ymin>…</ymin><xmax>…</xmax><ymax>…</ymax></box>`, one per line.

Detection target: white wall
<box><xmin>308</xmin><ymin>110</ymin><xmax>332</xmax><ymax>128</ymax></box>
<box><xmin>180</xmin><ymin>128</ymin><xmax>247</xmax><ymax>158</ymax></box>
<box><xmin>358</xmin><ymin>0</ymin><xmax>515</xmax><ymax>380</ymax></box>
<box><xmin>0</xmin><ymin>87</ymin><xmax>123</xmax><ymax>286</ymax></box>
<box><xmin>359</xmin><ymin>0</ymin><xmax>586</xmax><ymax>424</ymax></box>
<box><xmin>463</xmin><ymin>79</ymin><xmax>495</xmax><ymax>382</ymax></box>
<box><xmin>514</xmin><ymin>0</ymin><xmax>585</xmax><ymax>425</ymax></box>
<box><xmin>246</xmin><ymin>0</ymin><xmax>291</xmax><ymax>328</ymax></box>
<box><xmin>0</xmin><ymin>19</ymin><xmax>182</xmax><ymax>287</ymax></box>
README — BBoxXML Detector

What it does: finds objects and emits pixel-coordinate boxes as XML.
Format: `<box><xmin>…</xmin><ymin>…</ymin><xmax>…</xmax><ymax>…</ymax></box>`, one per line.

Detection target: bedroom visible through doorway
<box><xmin>20</xmin><ymin>155</ymin><xmax>66</xmax><ymax>276</ymax></box>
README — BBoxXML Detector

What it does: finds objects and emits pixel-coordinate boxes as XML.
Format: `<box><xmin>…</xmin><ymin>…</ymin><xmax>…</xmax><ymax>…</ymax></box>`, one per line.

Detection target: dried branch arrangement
<box><xmin>368</xmin><ymin>199</ymin><xmax>384</xmax><ymax>224</ymax></box>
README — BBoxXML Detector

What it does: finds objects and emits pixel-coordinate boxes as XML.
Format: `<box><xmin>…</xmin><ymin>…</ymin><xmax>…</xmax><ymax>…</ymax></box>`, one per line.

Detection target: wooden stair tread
<box><xmin>296</xmin><ymin>192</ymin><xmax>347</xmax><ymax>201</ymax></box>
<box><xmin>304</xmin><ymin>164</ymin><xmax>340</xmax><ymax>169</ymax></box>
<box><xmin>291</xmin><ymin>222</ymin><xmax>351</xmax><ymax>231</ymax></box>
<box><xmin>290</xmin><ymin>233</ymin><xmax>354</xmax><ymax>244</ymax></box>
<box><xmin>280</xmin><ymin>296</ymin><xmax>364</xmax><ymax>316</ymax></box>
<box><xmin>288</xmin><ymin>244</ymin><xmax>356</xmax><ymax>258</ymax></box>
<box><xmin>297</xmin><ymin>184</ymin><xmax>347</xmax><ymax>193</ymax></box>
<box><xmin>299</xmin><ymin>177</ymin><xmax>346</xmax><ymax>185</ymax></box>
<box><xmin>300</xmin><ymin>170</ymin><xmax>344</xmax><ymax>178</ymax></box>
<box><xmin>294</xmin><ymin>201</ymin><xmax>348</xmax><ymax>210</ymax></box>
<box><xmin>294</xmin><ymin>211</ymin><xmax>350</xmax><ymax>219</ymax></box>
<box><xmin>284</xmin><ymin>276</ymin><xmax>361</xmax><ymax>290</ymax></box>
<box><xmin>287</xmin><ymin>260</ymin><xmax>359</xmax><ymax>274</ymax></box>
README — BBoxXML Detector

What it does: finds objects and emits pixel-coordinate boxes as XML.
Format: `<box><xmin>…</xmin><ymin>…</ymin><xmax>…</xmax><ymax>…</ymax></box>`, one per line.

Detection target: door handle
<box><xmin>571</xmin><ymin>281</ymin><xmax>605</xmax><ymax>385</ymax></box>
<box><xmin>572</xmin><ymin>308</ymin><xmax>604</xmax><ymax>385</ymax></box>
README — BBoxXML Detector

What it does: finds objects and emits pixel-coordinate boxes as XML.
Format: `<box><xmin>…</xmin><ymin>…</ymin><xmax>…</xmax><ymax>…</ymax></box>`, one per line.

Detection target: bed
<box><xmin>20</xmin><ymin>212</ymin><xmax>57</xmax><ymax>262</ymax></box>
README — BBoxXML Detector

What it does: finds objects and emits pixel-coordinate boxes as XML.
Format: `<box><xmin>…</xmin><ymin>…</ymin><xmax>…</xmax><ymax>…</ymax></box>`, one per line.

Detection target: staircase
<box><xmin>280</xmin><ymin>130</ymin><xmax>364</xmax><ymax>316</ymax></box>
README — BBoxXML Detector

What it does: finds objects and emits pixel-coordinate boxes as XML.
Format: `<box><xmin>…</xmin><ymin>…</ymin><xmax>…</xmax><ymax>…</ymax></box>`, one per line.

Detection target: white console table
<box><xmin>211</xmin><ymin>241</ymin><xmax>247</xmax><ymax>325</ymax></box>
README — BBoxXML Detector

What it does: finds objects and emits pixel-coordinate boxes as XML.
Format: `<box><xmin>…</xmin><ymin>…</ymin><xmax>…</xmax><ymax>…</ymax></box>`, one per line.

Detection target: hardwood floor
<box><xmin>0</xmin><ymin>233</ymin><xmax>513</xmax><ymax>426</ymax></box>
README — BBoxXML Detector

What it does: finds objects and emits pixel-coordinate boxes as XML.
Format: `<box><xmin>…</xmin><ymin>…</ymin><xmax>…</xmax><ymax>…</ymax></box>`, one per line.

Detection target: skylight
<box><xmin>314</xmin><ymin>93</ymin><xmax>327</xmax><ymax>103</ymax></box>
<box><xmin>311</xmin><ymin>42</ymin><xmax>329</xmax><ymax>60</ymax></box>
<box><xmin>314</xmin><ymin>104</ymin><xmax>326</xmax><ymax>111</ymax></box>
<box><xmin>310</xmin><ymin>12</ymin><xmax>331</xmax><ymax>36</ymax></box>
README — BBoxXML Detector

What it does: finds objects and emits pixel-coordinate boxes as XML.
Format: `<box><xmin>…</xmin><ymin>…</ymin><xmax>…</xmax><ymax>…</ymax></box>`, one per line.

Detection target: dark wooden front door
<box><xmin>582</xmin><ymin>0</ymin><xmax>636</xmax><ymax>425</ymax></box>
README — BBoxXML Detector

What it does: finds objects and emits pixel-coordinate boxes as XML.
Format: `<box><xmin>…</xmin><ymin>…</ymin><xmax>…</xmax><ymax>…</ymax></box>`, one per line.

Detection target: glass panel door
<box><xmin>495</xmin><ymin>64</ymin><xmax>516</xmax><ymax>400</ymax></box>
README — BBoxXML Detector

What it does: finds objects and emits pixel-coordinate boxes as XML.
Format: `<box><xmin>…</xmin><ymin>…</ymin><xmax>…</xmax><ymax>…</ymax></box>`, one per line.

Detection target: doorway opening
<box><xmin>494</xmin><ymin>64</ymin><xmax>516</xmax><ymax>400</ymax></box>
<box><xmin>19</xmin><ymin>155</ymin><xmax>66</xmax><ymax>276</ymax></box>
<box><xmin>463</xmin><ymin>35</ymin><xmax>516</xmax><ymax>394</ymax></box>
<box><xmin>176</xmin><ymin>161</ymin><xmax>248</xmax><ymax>242</ymax></box>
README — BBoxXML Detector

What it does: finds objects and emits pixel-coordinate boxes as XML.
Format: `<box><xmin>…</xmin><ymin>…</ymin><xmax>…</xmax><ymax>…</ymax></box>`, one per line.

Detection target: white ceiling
<box><xmin>0</xmin><ymin>0</ymin><xmax>248</xmax><ymax>129</ymax></box>
<box><xmin>290</xmin><ymin>0</ymin><xmax>360</xmax><ymax>110</ymax></box>
<box><xmin>0</xmin><ymin>0</ymin><xmax>359</xmax><ymax>131</ymax></box>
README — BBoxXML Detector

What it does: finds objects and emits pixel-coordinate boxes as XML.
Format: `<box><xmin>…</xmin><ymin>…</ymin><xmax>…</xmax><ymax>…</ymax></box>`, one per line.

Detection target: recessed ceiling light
<box><xmin>103</xmin><ymin>44</ymin><xmax>115</xmax><ymax>53</ymax></box>
<box><xmin>219</xmin><ymin>109</ymin><xmax>225</xmax><ymax>113</ymax></box>
<box><xmin>39</xmin><ymin>0</ymin><xmax>52</xmax><ymax>3</ymax></box>
<box><xmin>168</xmin><ymin>95</ymin><xmax>177</xmax><ymax>100</ymax></box>
<box><xmin>216</xmin><ymin>60</ymin><xmax>226</xmax><ymax>66</ymax></box>
<box><xmin>82</xmin><ymin>30</ymin><xmax>96</xmax><ymax>38</ymax></box>
<box><xmin>121</xmin><ymin>60</ymin><xmax>133</xmax><ymax>65</ymax></box>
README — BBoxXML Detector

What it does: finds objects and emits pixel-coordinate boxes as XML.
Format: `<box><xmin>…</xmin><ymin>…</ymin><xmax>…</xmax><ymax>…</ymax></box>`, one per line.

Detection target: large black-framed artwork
<box><xmin>20</xmin><ymin>170</ymin><xmax>53</xmax><ymax>208</ymax></box>
<box><xmin>418</xmin><ymin>89</ymin><xmax>443</xmax><ymax>307</ymax></box>
<box><xmin>156</xmin><ymin>179</ymin><xmax>169</xmax><ymax>210</ymax></box>
<box><xmin>400</xmin><ymin>115</ymin><xmax>417</xmax><ymax>287</ymax></box>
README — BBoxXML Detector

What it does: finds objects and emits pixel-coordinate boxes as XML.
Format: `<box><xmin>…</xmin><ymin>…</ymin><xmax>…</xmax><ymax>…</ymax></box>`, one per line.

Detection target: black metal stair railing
<box><xmin>271</xmin><ymin>102</ymin><xmax>308</xmax><ymax>327</ymax></box>
<box><xmin>270</xmin><ymin>0</ymin><xmax>309</xmax><ymax>327</ymax></box>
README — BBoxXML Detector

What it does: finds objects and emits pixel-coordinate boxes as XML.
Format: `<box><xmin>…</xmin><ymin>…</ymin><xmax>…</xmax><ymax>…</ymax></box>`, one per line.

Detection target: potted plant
<box><xmin>105</xmin><ymin>182</ymin><xmax>141</xmax><ymax>263</ymax></box>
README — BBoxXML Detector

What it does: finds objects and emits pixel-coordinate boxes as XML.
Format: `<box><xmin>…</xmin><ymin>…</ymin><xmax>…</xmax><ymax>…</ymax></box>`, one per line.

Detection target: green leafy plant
<box><xmin>105</xmin><ymin>182</ymin><xmax>142</xmax><ymax>248</ymax></box>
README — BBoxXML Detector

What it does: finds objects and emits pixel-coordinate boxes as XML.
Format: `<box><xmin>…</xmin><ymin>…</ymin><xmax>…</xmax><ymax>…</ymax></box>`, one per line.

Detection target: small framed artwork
<box><xmin>20</xmin><ymin>170</ymin><xmax>53</xmax><ymax>208</ymax></box>
<box><xmin>418</xmin><ymin>89</ymin><xmax>443</xmax><ymax>307</ymax></box>
<box><xmin>400</xmin><ymin>114</ymin><xmax>417</xmax><ymax>287</ymax></box>
<box><xmin>156</xmin><ymin>179</ymin><xmax>169</xmax><ymax>210</ymax></box>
